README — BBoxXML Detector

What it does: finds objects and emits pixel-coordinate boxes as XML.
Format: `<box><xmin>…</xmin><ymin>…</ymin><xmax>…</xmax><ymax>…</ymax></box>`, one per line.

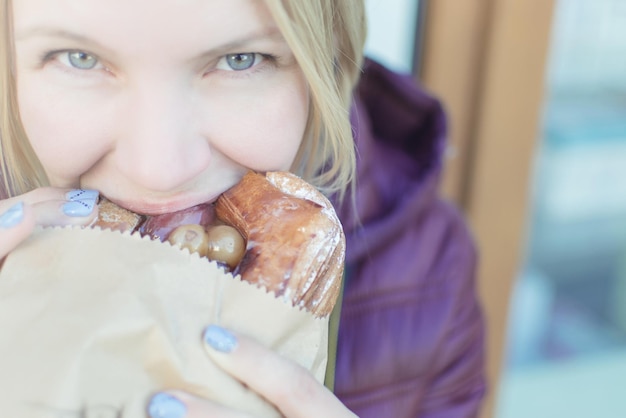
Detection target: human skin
<box><xmin>2</xmin><ymin>0</ymin><xmax>356</xmax><ymax>416</ymax></box>
<box><xmin>14</xmin><ymin>0</ymin><xmax>308</xmax><ymax>215</ymax></box>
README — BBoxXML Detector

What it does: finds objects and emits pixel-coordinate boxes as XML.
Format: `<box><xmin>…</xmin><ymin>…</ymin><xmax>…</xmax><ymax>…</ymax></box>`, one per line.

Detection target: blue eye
<box><xmin>67</xmin><ymin>51</ymin><xmax>99</xmax><ymax>70</ymax></box>
<box><xmin>224</xmin><ymin>53</ymin><xmax>257</xmax><ymax>71</ymax></box>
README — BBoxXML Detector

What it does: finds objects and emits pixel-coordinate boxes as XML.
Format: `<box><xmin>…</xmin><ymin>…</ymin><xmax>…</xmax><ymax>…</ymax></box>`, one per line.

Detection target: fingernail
<box><xmin>63</xmin><ymin>198</ymin><xmax>97</xmax><ymax>217</ymax></box>
<box><xmin>66</xmin><ymin>189</ymin><xmax>99</xmax><ymax>202</ymax></box>
<box><xmin>147</xmin><ymin>393</ymin><xmax>187</xmax><ymax>418</ymax></box>
<box><xmin>0</xmin><ymin>202</ymin><xmax>25</xmax><ymax>228</ymax></box>
<box><xmin>203</xmin><ymin>325</ymin><xmax>237</xmax><ymax>353</ymax></box>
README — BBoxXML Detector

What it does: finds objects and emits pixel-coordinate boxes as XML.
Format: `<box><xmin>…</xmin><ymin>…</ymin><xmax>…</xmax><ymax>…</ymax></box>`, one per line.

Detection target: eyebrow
<box><xmin>16</xmin><ymin>28</ymin><xmax>97</xmax><ymax>43</ymax></box>
<box><xmin>15</xmin><ymin>28</ymin><xmax>114</xmax><ymax>56</ymax></box>
<box><xmin>195</xmin><ymin>29</ymin><xmax>285</xmax><ymax>60</ymax></box>
<box><xmin>15</xmin><ymin>27</ymin><xmax>285</xmax><ymax>59</ymax></box>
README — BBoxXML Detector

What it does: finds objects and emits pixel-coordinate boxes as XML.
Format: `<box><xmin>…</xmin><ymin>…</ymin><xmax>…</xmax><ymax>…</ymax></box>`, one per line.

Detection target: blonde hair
<box><xmin>0</xmin><ymin>0</ymin><xmax>366</xmax><ymax>199</ymax></box>
<box><xmin>1</xmin><ymin>0</ymin><xmax>48</xmax><ymax>199</ymax></box>
<box><xmin>263</xmin><ymin>0</ymin><xmax>366</xmax><ymax>198</ymax></box>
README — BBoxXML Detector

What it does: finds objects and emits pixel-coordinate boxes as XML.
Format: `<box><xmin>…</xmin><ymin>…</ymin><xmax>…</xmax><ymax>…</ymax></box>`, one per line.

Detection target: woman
<box><xmin>0</xmin><ymin>0</ymin><xmax>485</xmax><ymax>416</ymax></box>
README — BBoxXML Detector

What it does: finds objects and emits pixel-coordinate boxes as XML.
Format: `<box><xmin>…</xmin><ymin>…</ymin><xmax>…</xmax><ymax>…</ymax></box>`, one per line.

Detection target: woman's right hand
<box><xmin>0</xmin><ymin>188</ymin><xmax>99</xmax><ymax>260</ymax></box>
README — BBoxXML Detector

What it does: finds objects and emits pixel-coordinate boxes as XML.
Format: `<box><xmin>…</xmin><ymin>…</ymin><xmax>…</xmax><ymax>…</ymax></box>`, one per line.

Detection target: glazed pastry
<box><xmin>216</xmin><ymin>171</ymin><xmax>345</xmax><ymax>316</ymax></box>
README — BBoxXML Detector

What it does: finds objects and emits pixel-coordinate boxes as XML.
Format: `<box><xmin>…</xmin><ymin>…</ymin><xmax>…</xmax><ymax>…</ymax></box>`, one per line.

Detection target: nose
<box><xmin>115</xmin><ymin>81</ymin><xmax>211</xmax><ymax>192</ymax></box>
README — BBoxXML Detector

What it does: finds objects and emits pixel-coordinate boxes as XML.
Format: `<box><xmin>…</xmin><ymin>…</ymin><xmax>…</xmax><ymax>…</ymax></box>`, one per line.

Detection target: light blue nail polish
<box><xmin>63</xmin><ymin>198</ymin><xmax>97</xmax><ymax>217</ymax></box>
<box><xmin>147</xmin><ymin>393</ymin><xmax>187</xmax><ymax>418</ymax></box>
<box><xmin>203</xmin><ymin>325</ymin><xmax>237</xmax><ymax>353</ymax></box>
<box><xmin>66</xmin><ymin>189</ymin><xmax>99</xmax><ymax>202</ymax></box>
<box><xmin>0</xmin><ymin>202</ymin><xmax>25</xmax><ymax>228</ymax></box>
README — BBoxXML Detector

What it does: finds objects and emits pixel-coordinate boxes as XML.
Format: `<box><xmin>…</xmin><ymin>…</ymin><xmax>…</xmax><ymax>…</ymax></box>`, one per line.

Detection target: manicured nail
<box><xmin>147</xmin><ymin>393</ymin><xmax>187</xmax><ymax>418</ymax></box>
<box><xmin>62</xmin><ymin>198</ymin><xmax>97</xmax><ymax>217</ymax></box>
<box><xmin>66</xmin><ymin>189</ymin><xmax>99</xmax><ymax>202</ymax></box>
<box><xmin>203</xmin><ymin>325</ymin><xmax>237</xmax><ymax>353</ymax></box>
<box><xmin>0</xmin><ymin>202</ymin><xmax>25</xmax><ymax>228</ymax></box>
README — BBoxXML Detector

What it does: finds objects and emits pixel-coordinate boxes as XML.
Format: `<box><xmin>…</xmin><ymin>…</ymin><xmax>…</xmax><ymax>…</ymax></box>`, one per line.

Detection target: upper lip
<box><xmin>105</xmin><ymin>193</ymin><xmax>220</xmax><ymax>216</ymax></box>
<box><xmin>89</xmin><ymin>172</ymin><xmax>243</xmax><ymax>215</ymax></box>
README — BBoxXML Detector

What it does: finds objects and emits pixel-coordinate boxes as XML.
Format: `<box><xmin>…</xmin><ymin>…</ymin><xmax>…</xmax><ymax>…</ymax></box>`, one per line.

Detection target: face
<box><xmin>13</xmin><ymin>0</ymin><xmax>309</xmax><ymax>214</ymax></box>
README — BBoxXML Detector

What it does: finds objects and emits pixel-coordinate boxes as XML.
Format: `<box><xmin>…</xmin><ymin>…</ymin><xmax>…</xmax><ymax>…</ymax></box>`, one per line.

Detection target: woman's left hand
<box><xmin>146</xmin><ymin>325</ymin><xmax>356</xmax><ymax>418</ymax></box>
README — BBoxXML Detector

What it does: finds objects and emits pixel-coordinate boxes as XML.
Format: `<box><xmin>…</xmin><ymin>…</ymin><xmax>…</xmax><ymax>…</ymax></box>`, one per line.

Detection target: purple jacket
<box><xmin>334</xmin><ymin>60</ymin><xmax>486</xmax><ymax>417</ymax></box>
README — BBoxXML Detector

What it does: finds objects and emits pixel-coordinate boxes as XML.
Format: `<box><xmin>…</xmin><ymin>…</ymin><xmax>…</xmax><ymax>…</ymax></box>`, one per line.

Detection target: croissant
<box><xmin>94</xmin><ymin>171</ymin><xmax>345</xmax><ymax>316</ymax></box>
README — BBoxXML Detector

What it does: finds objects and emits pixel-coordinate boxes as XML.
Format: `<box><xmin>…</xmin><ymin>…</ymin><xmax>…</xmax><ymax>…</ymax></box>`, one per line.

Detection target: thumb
<box><xmin>202</xmin><ymin>325</ymin><xmax>356</xmax><ymax>418</ymax></box>
<box><xmin>0</xmin><ymin>202</ymin><xmax>36</xmax><ymax>261</ymax></box>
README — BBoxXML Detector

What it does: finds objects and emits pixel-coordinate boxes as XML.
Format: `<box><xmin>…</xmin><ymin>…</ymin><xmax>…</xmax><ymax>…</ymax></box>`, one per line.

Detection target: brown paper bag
<box><xmin>0</xmin><ymin>226</ymin><xmax>330</xmax><ymax>417</ymax></box>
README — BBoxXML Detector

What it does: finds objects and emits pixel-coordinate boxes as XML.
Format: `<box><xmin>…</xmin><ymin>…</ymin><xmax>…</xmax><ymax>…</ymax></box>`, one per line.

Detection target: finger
<box><xmin>0</xmin><ymin>189</ymin><xmax>99</xmax><ymax>261</ymax></box>
<box><xmin>202</xmin><ymin>325</ymin><xmax>357</xmax><ymax>418</ymax></box>
<box><xmin>0</xmin><ymin>187</ymin><xmax>86</xmax><ymax>211</ymax></box>
<box><xmin>31</xmin><ymin>197</ymin><xmax>99</xmax><ymax>227</ymax></box>
<box><xmin>146</xmin><ymin>391</ymin><xmax>256</xmax><ymax>418</ymax></box>
<box><xmin>0</xmin><ymin>202</ymin><xmax>36</xmax><ymax>260</ymax></box>
<box><xmin>0</xmin><ymin>188</ymin><xmax>99</xmax><ymax>228</ymax></box>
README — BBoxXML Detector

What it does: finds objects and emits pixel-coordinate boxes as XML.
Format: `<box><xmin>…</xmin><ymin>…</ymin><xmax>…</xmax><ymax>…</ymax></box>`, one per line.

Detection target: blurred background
<box><xmin>365</xmin><ymin>0</ymin><xmax>626</xmax><ymax>417</ymax></box>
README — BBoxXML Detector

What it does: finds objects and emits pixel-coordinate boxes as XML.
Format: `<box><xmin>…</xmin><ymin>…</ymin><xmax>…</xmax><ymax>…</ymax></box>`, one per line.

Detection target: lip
<box><xmin>105</xmin><ymin>192</ymin><xmax>221</xmax><ymax>216</ymax></box>
<box><xmin>87</xmin><ymin>170</ymin><xmax>246</xmax><ymax>216</ymax></box>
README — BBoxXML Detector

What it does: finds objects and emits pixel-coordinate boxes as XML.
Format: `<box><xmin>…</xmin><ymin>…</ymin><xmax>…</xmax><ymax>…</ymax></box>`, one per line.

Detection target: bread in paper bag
<box><xmin>0</xmin><ymin>172</ymin><xmax>345</xmax><ymax>417</ymax></box>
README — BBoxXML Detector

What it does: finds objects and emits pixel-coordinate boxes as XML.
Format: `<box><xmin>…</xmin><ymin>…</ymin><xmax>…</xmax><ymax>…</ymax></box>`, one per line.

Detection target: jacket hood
<box><xmin>336</xmin><ymin>59</ymin><xmax>447</xmax><ymax>264</ymax></box>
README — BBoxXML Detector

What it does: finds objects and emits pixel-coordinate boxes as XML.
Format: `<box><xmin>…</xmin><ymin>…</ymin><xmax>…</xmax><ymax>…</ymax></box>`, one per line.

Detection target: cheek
<box><xmin>17</xmin><ymin>78</ymin><xmax>114</xmax><ymax>186</ymax></box>
<box><xmin>17</xmin><ymin>67</ymin><xmax>310</xmax><ymax>188</ymax></box>
<box><xmin>205</xmin><ymin>71</ymin><xmax>310</xmax><ymax>172</ymax></box>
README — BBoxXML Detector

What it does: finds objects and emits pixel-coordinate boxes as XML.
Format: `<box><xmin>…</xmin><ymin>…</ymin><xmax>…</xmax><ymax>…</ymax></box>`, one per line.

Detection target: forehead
<box><xmin>13</xmin><ymin>0</ymin><xmax>276</xmax><ymax>55</ymax></box>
